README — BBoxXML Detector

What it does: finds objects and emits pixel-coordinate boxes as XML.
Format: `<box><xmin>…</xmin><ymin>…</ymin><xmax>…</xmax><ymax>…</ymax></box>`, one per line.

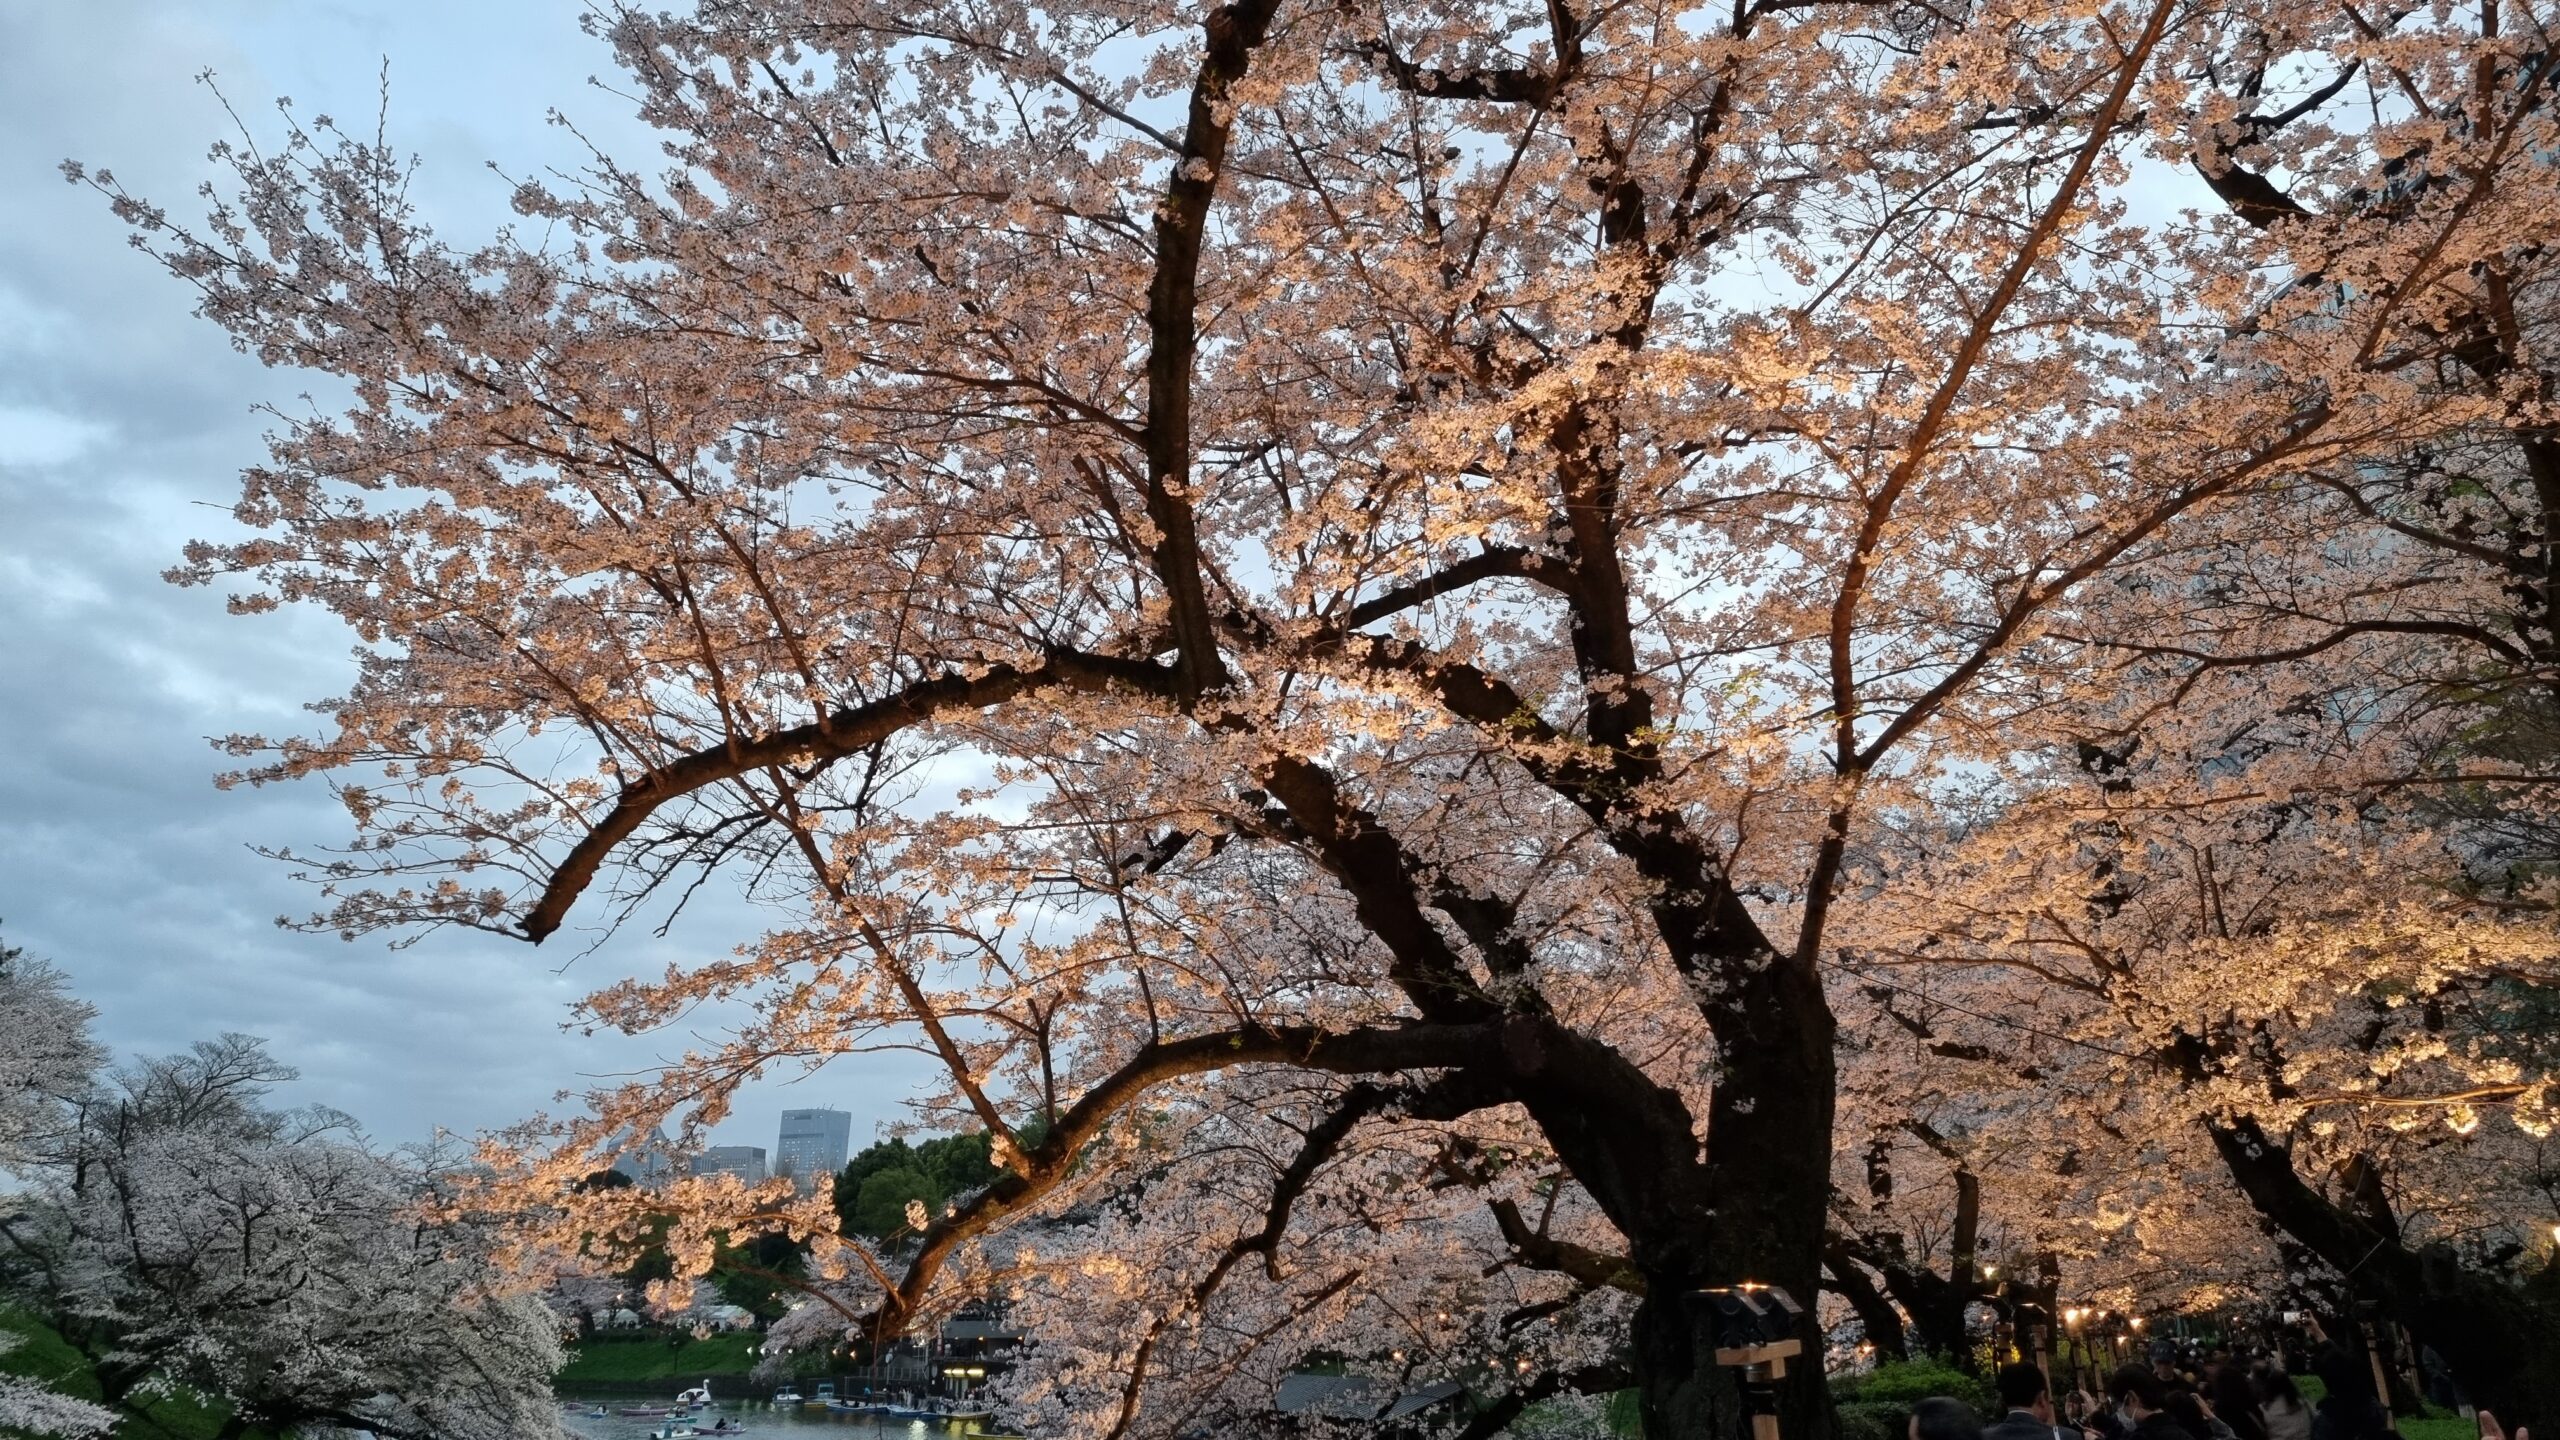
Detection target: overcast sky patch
<box><xmin>1</xmin><ymin>0</ymin><xmax>925</xmax><ymax>1159</ymax></box>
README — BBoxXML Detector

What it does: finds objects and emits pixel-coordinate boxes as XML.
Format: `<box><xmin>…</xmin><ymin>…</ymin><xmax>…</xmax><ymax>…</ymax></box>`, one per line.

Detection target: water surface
<box><xmin>559</xmin><ymin>1396</ymin><xmax>1007</xmax><ymax>1440</ymax></box>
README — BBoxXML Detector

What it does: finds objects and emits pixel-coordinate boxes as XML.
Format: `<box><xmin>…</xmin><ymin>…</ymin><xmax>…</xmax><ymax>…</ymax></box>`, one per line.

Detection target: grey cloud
<box><xmin>1</xmin><ymin>0</ymin><xmax>926</xmax><ymax>1156</ymax></box>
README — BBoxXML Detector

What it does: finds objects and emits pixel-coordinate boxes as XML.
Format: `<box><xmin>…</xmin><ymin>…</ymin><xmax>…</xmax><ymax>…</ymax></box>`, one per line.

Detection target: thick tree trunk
<box><xmin>1869</xmin><ymin>1140</ymin><xmax>1986</xmax><ymax>1367</ymax></box>
<box><xmin>1632</xmin><ymin>1238</ymin><xmax>1837</xmax><ymax>1440</ymax></box>
<box><xmin>1629</xmin><ymin>956</ymin><xmax>1840</xmax><ymax>1440</ymax></box>
<box><xmin>1857</xmin><ymin>1207</ymin><xmax>1978</xmax><ymax>1366</ymax></box>
<box><xmin>2204</xmin><ymin>1117</ymin><xmax>2560</xmax><ymax>1431</ymax></box>
<box><xmin>1883</xmin><ymin>1265</ymin><xmax>1972</xmax><ymax>1367</ymax></box>
<box><xmin>1632</xmin><ymin>1277</ymin><xmax>1770</xmax><ymax>1440</ymax></box>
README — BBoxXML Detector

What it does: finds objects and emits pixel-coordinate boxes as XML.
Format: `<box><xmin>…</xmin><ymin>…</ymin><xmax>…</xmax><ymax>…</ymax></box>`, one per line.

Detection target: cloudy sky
<box><xmin>0</xmin><ymin>0</ymin><xmax>921</xmax><ymax>1156</ymax></box>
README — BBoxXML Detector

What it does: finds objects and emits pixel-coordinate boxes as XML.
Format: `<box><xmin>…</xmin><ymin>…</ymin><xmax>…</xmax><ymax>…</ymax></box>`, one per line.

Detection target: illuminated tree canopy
<box><xmin>78</xmin><ymin>0</ymin><xmax>2560</xmax><ymax>1434</ymax></box>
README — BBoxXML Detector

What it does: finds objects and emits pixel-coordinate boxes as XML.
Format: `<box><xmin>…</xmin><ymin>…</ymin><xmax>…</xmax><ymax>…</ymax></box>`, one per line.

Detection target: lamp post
<box><xmin>2061</xmin><ymin>1307</ymin><xmax>2087</xmax><ymax>1397</ymax></box>
<box><xmin>1991</xmin><ymin>1281</ymin><xmax>2016</xmax><ymax>1367</ymax></box>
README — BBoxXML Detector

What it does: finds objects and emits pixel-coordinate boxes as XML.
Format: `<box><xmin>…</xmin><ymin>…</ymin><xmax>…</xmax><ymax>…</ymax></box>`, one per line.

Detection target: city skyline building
<box><xmin>690</xmin><ymin>1144</ymin><xmax>768</xmax><ymax>1184</ymax></box>
<box><xmin>608</xmin><ymin>1125</ymin><xmax>679</xmax><ymax>1188</ymax></box>
<box><xmin>775</xmin><ymin>1107</ymin><xmax>853</xmax><ymax>1192</ymax></box>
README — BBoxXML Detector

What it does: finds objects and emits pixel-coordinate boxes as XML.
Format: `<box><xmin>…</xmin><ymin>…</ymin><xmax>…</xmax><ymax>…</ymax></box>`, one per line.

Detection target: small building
<box><xmin>935</xmin><ymin>1304</ymin><xmax>1022</xmax><ymax>1400</ymax></box>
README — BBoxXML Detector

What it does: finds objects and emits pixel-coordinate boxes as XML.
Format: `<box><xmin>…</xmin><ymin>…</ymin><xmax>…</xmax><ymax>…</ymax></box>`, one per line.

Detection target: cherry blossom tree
<box><xmin>1819</xmin><ymin>8</ymin><xmax>2560</xmax><ymax>1411</ymax></box>
<box><xmin>1842</xmin><ymin>711</ymin><xmax>2560</xmax><ymax>1414</ymax></box>
<box><xmin>1826</xmin><ymin>978</ymin><xmax>2309</xmax><ymax>1360</ymax></box>
<box><xmin>0</xmin><ymin>941</ymin><xmax>116</xmax><ymax>1440</ymax></box>
<box><xmin>77</xmin><ymin>0</ymin><xmax>2560</xmax><ymax>1433</ymax></box>
<box><xmin>1831</xmin><ymin>545</ymin><xmax>2560</xmax><ymax>1408</ymax></box>
<box><xmin>0</xmin><ymin>938</ymin><xmax>103</xmax><ymax>1169</ymax></box>
<box><xmin>0</xmin><ymin>1036</ymin><xmax>566</xmax><ymax>1440</ymax></box>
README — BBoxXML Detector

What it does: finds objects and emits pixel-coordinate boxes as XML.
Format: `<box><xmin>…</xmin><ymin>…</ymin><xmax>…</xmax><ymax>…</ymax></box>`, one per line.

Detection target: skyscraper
<box><xmin>776</xmin><ymin>1107</ymin><xmax>853</xmax><ymax>1191</ymax></box>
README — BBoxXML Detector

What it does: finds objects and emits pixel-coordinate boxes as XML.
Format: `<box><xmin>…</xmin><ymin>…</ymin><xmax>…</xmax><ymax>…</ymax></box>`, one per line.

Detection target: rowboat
<box><xmin>648</xmin><ymin>1420</ymin><xmax>743</xmax><ymax>1440</ymax></box>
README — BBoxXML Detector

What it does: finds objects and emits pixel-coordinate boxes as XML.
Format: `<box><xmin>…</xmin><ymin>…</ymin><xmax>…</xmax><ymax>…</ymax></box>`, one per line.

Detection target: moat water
<box><xmin>558</xmin><ymin>1396</ymin><xmax>1007</xmax><ymax>1440</ymax></box>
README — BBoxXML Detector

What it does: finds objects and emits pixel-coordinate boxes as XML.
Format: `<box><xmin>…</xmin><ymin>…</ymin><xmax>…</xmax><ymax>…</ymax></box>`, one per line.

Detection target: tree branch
<box><xmin>868</xmin><ymin>1019</ymin><xmax>1500</xmax><ymax>1337</ymax></box>
<box><xmin>518</xmin><ymin>649</ymin><xmax>1176</xmax><ymax>942</ymax></box>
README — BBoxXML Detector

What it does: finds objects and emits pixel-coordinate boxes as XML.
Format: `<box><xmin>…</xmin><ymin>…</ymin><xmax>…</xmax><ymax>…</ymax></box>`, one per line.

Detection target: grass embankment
<box><xmin>2293</xmin><ymin>1377</ymin><xmax>2477</xmax><ymax>1440</ymax></box>
<box><xmin>0</xmin><ymin>1310</ymin><xmax>270</xmax><ymax>1440</ymax></box>
<box><xmin>556</xmin><ymin>1334</ymin><xmax>759</xmax><ymax>1387</ymax></box>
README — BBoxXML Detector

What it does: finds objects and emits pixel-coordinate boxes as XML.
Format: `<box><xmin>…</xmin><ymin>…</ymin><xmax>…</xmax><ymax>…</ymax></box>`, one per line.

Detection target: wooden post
<box><xmin>2358</xmin><ymin>1322</ymin><xmax>2399</xmax><ymax>1434</ymax></box>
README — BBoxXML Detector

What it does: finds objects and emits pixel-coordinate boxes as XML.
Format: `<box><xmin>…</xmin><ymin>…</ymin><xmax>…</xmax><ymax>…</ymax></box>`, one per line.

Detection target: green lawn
<box><xmin>0</xmin><ymin>1311</ymin><xmax>103</xmax><ymax>1406</ymax></box>
<box><xmin>557</xmin><ymin>1333</ymin><xmax>760</xmax><ymax>1385</ymax></box>
<box><xmin>0</xmin><ymin>1309</ymin><xmax>269</xmax><ymax>1440</ymax></box>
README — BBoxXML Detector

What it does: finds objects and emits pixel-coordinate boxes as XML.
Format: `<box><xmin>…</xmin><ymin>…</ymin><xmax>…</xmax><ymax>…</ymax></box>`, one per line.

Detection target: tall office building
<box><xmin>690</xmin><ymin>1145</ymin><xmax>769</xmax><ymax>1184</ymax></box>
<box><xmin>775</xmin><ymin>1108</ymin><xmax>853</xmax><ymax>1191</ymax></box>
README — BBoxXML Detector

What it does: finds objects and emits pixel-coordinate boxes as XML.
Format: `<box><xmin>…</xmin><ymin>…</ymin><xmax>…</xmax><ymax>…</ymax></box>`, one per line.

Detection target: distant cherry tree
<box><xmin>0</xmin><ymin>941</ymin><xmax>114</xmax><ymax>1439</ymax></box>
<box><xmin>0</xmin><ymin>1035</ymin><xmax>564</xmax><ymax>1440</ymax></box>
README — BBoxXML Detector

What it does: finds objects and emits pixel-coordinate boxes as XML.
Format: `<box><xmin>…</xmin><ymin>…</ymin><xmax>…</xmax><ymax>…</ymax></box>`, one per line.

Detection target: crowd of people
<box><xmin>1905</xmin><ymin>1349</ymin><xmax>2528</xmax><ymax>1440</ymax></box>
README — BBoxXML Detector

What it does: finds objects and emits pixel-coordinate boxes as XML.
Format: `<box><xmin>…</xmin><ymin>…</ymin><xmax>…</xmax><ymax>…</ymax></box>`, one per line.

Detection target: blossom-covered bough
<box><xmin>77</xmin><ymin>0</ymin><xmax>2560</xmax><ymax>1433</ymax></box>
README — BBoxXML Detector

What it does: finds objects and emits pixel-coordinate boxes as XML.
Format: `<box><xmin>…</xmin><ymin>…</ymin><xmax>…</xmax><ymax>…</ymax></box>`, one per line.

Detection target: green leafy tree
<box><xmin>848</xmin><ymin>1169</ymin><xmax>939</xmax><ymax>1241</ymax></box>
<box><xmin>913</xmin><ymin>1133</ymin><xmax>996</xmax><ymax>1197</ymax></box>
<box><xmin>832</xmin><ymin>1133</ymin><xmax>1012</xmax><ymax>1241</ymax></box>
<box><xmin>711</xmin><ymin>1233</ymin><xmax>806</xmax><ymax>1320</ymax></box>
